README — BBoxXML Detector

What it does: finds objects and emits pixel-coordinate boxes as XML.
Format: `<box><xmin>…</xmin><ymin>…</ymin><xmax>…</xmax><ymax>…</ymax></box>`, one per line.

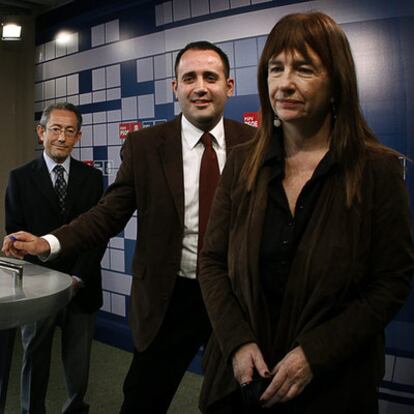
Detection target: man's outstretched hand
<box><xmin>2</xmin><ymin>232</ymin><xmax>51</xmax><ymax>259</ymax></box>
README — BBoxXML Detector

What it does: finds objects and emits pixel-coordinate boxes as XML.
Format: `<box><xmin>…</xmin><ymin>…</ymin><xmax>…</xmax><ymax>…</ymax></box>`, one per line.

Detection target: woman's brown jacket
<box><xmin>199</xmin><ymin>145</ymin><xmax>414</xmax><ymax>413</ymax></box>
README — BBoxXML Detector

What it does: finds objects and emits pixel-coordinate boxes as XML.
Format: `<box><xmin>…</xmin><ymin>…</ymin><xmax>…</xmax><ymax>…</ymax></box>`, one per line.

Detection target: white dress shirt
<box><xmin>179</xmin><ymin>115</ymin><xmax>226</xmax><ymax>279</ymax></box>
<box><xmin>43</xmin><ymin>151</ymin><xmax>70</xmax><ymax>186</ymax></box>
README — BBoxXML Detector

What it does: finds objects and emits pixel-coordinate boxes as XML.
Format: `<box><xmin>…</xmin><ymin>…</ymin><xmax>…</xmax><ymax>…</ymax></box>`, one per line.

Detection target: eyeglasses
<box><xmin>46</xmin><ymin>126</ymin><xmax>78</xmax><ymax>138</ymax></box>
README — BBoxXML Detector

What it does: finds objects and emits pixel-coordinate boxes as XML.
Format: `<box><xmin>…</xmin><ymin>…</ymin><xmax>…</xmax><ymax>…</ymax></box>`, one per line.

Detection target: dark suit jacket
<box><xmin>198</xmin><ymin>145</ymin><xmax>414</xmax><ymax>412</ymax></box>
<box><xmin>5</xmin><ymin>156</ymin><xmax>104</xmax><ymax>313</ymax></box>
<box><xmin>51</xmin><ymin>116</ymin><xmax>256</xmax><ymax>350</ymax></box>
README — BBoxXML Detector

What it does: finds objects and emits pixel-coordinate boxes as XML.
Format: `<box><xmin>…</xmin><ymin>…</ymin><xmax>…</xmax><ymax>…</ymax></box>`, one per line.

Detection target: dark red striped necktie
<box><xmin>198</xmin><ymin>132</ymin><xmax>220</xmax><ymax>258</ymax></box>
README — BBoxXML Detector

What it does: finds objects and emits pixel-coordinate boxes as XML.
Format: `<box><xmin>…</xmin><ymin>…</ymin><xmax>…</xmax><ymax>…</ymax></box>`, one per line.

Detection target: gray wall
<box><xmin>0</xmin><ymin>18</ymin><xmax>36</xmax><ymax>238</ymax></box>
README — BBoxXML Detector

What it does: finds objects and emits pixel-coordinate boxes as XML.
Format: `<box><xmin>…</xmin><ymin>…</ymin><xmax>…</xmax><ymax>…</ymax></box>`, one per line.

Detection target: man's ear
<box><xmin>226</xmin><ymin>77</ymin><xmax>235</xmax><ymax>97</ymax></box>
<box><xmin>36</xmin><ymin>125</ymin><xmax>45</xmax><ymax>144</ymax></box>
<box><xmin>172</xmin><ymin>79</ymin><xmax>178</xmax><ymax>98</ymax></box>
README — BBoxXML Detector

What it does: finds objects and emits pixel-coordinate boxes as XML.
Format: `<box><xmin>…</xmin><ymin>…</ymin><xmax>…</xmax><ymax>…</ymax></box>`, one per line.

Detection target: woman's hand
<box><xmin>232</xmin><ymin>342</ymin><xmax>270</xmax><ymax>385</ymax></box>
<box><xmin>260</xmin><ymin>346</ymin><xmax>313</xmax><ymax>407</ymax></box>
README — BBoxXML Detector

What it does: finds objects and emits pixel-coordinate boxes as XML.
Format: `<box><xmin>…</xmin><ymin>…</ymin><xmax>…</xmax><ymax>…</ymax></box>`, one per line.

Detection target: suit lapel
<box><xmin>223</xmin><ymin>119</ymin><xmax>236</xmax><ymax>151</ymax></box>
<box><xmin>65</xmin><ymin>157</ymin><xmax>82</xmax><ymax>218</ymax></box>
<box><xmin>157</xmin><ymin>117</ymin><xmax>249</xmax><ymax>225</ymax></box>
<box><xmin>247</xmin><ymin>166</ymin><xmax>269</xmax><ymax>277</ymax></box>
<box><xmin>158</xmin><ymin>117</ymin><xmax>185</xmax><ymax>226</ymax></box>
<box><xmin>32</xmin><ymin>156</ymin><xmax>61</xmax><ymax>215</ymax></box>
<box><xmin>223</xmin><ymin>118</ymin><xmax>249</xmax><ymax>153</ymax></box>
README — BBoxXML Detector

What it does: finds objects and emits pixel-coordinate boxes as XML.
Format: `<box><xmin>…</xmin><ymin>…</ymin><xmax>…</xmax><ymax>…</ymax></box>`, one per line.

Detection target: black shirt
<box><xmin>259</xmin><ymin>134</ymin><xmax>335</xmax><ymax>327</ymax></box>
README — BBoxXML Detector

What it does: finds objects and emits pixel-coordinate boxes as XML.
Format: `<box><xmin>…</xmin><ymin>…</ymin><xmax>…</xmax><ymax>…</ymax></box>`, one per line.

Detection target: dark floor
<box><xmin>4</xmin><ymin>330</ymin><xmax>203</xmax><ymax>413</ymax></box>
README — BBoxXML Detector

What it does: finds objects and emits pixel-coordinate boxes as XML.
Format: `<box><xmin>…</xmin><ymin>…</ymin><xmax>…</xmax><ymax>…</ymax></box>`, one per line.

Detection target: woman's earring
<box><xmin>273</xmin><ymin>115</ymin><xmax>281</xmax><ymax>127</ymax></box>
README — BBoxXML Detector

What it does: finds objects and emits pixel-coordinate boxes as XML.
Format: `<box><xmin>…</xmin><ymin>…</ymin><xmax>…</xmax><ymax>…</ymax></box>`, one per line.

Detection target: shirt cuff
<box><xmin>72</xmin><ymin>275</ymin><xmax>85</xmax><ymax>288</ymax></box>
<box><xmin>40</xmin><ymin>234</ymin><xmax>61</xmax><ymax>261</ymax></box>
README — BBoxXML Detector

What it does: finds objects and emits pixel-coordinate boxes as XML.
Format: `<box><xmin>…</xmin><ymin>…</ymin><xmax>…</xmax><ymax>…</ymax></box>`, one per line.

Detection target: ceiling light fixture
<box><xmin>2</xmin><ymin>23</ymin><xmax>22</xmax><ymax>41</ymax></box>
<box><xmin>56</xmin><ymin>31</ymin><xmax>73</xmax><ymax>45</ymax></box>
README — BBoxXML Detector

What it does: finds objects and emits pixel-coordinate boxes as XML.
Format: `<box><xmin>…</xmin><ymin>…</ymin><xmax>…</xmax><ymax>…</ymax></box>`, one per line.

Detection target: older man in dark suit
<box><xmin>2</xmin><ymin>42</ymin><xmax>256</xmax><ymax>413</ymax></box>
<box><xmin>5</xmin><ymin>102</ymin><xmax>104</xmax><ymax>414</ymax></box>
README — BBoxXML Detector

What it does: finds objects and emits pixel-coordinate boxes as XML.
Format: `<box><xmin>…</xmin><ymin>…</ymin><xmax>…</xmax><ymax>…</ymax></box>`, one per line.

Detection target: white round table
<box><xmin>0</xmin><ymin>258</ymin><xmax>72</xmax><ymax>414</ymax></box>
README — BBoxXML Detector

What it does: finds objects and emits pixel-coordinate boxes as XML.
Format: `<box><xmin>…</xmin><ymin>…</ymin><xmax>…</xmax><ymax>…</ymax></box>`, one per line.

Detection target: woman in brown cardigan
<box><xmin>198</xmin><ymin>12</ymin><xmax>414</xmax><ymax>414</ymax></box>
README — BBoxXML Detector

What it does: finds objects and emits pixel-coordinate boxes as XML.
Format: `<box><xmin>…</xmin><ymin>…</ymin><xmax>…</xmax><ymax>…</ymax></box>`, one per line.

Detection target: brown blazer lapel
<box><xmin>232</xmin><ymin>161</ymin><xmax>274</xmax><ymax>355</ymax></box>
<box><xmin>246</xmin><ymin>167</ymin><xmax>270</xmax><ymax>275</ymax></box>
<box><xmin>157</xmin><ymin>117</ymin><xmax>253</xmax><ymax>227</ymax></box>
<box><xmin>223</xmin><ymin>118</ymin><xmax>255</xmax><ymax>153</ymax></box>
<box><xmin>158</xmin><ymin>117</ymin><xmax>185</xmax><ymax>226</ymax></box>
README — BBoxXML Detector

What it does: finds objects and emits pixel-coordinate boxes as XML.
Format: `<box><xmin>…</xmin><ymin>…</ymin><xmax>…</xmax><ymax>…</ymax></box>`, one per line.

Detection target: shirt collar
<box><xmin>262</xmin><ymin>130</ymin><xmax>336</xmax><ymax>181</ymax></box>
<box><xmin>43</xmin><ymin>151</ymin><xmax>71</xmax><ymax>175</ymax></box>
<box><xmin>181</xmin><ymin>114</ymin><xmax>225</xmax><ymax>149</ymax></box>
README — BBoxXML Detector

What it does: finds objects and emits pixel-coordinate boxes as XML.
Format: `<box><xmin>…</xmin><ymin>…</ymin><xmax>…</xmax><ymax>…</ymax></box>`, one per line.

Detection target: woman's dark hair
<box><xmin>243</xmin><ymin>12</ymin><xmax>397</xmax><ymax>206</ymax></box>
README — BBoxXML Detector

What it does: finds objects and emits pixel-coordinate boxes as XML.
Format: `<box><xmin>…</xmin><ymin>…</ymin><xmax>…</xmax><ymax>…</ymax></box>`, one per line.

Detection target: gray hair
<box><xmin>39</xmin><ymin>102</ymin><xmax>83</xmax><ymax>131</ymax></box>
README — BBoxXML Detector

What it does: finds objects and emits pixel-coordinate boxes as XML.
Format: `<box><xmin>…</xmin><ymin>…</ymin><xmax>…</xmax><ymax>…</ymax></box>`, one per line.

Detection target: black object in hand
<box><xmin>240</xmin><ymin>375</ymin><xmax>271</xmax><ymax>407</ymax></box>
